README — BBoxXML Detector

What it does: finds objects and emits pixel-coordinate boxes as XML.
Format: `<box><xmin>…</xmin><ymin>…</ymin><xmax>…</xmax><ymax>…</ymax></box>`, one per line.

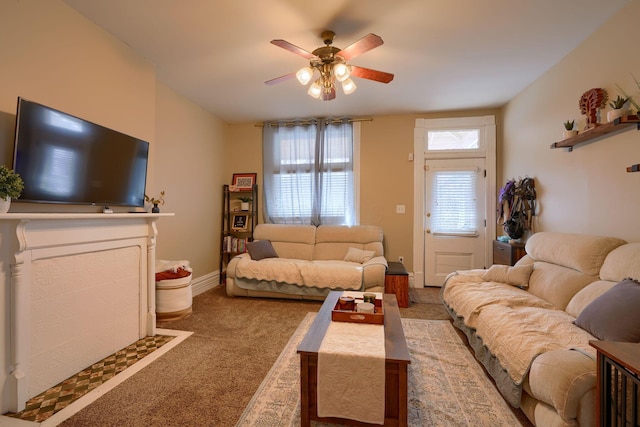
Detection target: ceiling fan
<box><xmin>265</xmin><ymin>30</ymin><xmax>394</xmax><ymax>101</ymax></box>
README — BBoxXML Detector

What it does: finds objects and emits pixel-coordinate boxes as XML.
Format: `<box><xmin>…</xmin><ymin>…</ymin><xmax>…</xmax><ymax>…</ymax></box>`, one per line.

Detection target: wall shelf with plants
<box><xmin>550</xmin><ymin>115</ymin><xmax>640</xmax><ymax>152</ymax></box>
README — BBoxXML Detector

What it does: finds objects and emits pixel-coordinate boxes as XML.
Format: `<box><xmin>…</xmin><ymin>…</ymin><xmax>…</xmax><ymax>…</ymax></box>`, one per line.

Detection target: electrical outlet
<box><xmin>396</xmin><ymin>204</ymin><xmax>405</xmax><ymax>214</ymax></box>
<box><xmin>399</xmin><ymin>256</ymin><xmax>404</xmax><ymax>263</ymax></box>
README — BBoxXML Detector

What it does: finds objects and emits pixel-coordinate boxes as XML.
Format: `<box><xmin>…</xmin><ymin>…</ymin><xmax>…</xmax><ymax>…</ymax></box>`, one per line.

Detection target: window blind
<box><xmin>430</xmin><ymin>169</ymin><xmax>478</xmax><ymax>235</ymax></box>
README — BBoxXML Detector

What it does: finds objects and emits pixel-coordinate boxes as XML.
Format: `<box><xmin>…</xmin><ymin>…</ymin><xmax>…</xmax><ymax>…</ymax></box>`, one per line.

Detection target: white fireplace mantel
<box><xmin>0</xmin><ymin>213</ymin><xmax>173</xmax><ymax>413</ymax></box>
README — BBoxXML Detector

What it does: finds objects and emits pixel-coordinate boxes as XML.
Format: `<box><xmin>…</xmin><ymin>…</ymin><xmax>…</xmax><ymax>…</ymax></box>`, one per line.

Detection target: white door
<box><xmin>424</xmin><ymin>158</ymin><xmax>486</xmax><ymax>286</ymax></box>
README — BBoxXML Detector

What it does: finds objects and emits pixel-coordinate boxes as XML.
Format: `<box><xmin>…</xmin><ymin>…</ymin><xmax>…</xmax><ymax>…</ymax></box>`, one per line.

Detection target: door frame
<box><xmin>412</xmin><ymin>116</ymin><xmax>497</xmax><ymax>288</ymax></box>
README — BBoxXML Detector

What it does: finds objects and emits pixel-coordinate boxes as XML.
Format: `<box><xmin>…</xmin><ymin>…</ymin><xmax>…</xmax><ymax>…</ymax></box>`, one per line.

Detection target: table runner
<box><xmin>317</xmin><ymin>292</ymin><xmax>386</xmax><ymax>424</ymax></box>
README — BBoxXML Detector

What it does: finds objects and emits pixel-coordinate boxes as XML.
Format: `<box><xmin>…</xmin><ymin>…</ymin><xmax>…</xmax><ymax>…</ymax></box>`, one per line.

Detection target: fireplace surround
<box><xmin>0</xmin><ymin>213</ymin><xmax>172</xmax><ymax>413</ymax></box>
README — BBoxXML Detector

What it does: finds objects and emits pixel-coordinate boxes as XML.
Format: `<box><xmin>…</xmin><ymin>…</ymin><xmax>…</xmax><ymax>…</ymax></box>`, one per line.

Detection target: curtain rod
<box><xmin>254</xmin><ymin>117</ymin><xmax>373</xmax><ymax>128</ymax></box>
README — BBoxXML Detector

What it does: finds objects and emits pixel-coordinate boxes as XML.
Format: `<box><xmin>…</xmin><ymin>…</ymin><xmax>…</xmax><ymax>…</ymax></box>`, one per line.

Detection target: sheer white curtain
<box><xmin>263</xmin><ymin>118</ymin><xmax>356</xmax><ymax>225</ymax></box>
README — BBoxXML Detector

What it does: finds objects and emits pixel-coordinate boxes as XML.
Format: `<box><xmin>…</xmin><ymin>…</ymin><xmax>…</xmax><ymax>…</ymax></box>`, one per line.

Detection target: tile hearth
<box><xmin>5</xmin><ymin>334</ymin><xmax>174</xmax><ymax>423</ymax></box>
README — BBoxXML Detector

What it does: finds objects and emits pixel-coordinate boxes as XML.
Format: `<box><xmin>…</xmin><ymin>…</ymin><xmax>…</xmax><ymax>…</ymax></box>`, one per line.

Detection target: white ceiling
<box><xmin>63</xmin><ymin>0</ymin><xmax>629</xmax><ymax>124</ymax></box>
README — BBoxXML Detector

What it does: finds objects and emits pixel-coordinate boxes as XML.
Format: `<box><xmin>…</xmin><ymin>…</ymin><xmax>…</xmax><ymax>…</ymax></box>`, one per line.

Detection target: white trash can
<box><xmin>155</xmin><ymin>260</ymin><xmax>193</xmax><ymax>322</ymax></box>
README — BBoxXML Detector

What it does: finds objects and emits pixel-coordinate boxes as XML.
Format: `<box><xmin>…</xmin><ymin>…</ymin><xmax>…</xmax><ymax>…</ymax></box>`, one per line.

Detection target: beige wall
<box><xmin>153</xmin><ymin>83</ymin><xmax>227</xmax><ymax>277</ymax></box>
<box><xmin>0</xmin><ymin>0</ymin><xmax>158</xmax><ymax>414</ymax></box>
<box><xmin>0</xmin><ymin>0</ymin><xmax>156</xmax><ymax>209</ymax></box>
<box><xmin>227</xmin><ymin>108</ymin><xmax>499</xmax><ymax>273</ymax></box>
<box><xmin>0</xmin><ymin>1</ymin><xmax>155</xmax><ymax>166</ymax></box>
<box><xmin>0</xmin><ymin>1</ymin><xmax>227</xmax><ymax>278</ymax></box>
<box><xmin>502</xmin><ymin>1</ymin><xmax>640</xmax><ymax>242</ymax></box>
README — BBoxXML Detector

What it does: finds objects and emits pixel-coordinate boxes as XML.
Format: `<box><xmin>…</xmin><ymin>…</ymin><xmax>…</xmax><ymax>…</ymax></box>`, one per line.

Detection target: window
<box><xmin>262</xmin><ymin>119</ymin><xmax>359</xmax><ymax>225</ymax></box>
<box><xmin>430</xmin><ymin>168</ymin><xmax>479</xmax><ymax>236</ymax></box>
<box><xmin>427</xmin><ymin>129</ymin><xmax>479</xmax><ymax>150</ymax></box>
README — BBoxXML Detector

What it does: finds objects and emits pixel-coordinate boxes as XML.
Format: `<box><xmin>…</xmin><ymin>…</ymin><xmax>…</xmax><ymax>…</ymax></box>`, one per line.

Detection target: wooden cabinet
<box><xmin>492</xmin><ymin>240</ymin><xmax>526</xmax><ymax>266</ymax></box>
<box><xmin>590</xmin><ymin>340</ymin><xmax>640</xmax><ymax>427</ymax></box>
<box><xmin>385</xmin><ymin>261</ymin><xmax>409</xmax><ymax>308</ymax></box>
<box><xmin>220</xmin><ymin>184</ymin><xmax>258</xmax><ymax>283</ymax></box>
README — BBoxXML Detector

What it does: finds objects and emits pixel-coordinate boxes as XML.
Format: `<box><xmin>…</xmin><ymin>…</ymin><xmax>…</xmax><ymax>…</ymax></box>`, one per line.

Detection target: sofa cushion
<box><xmin>313</xmin><ymin>225</ymin><xmax>383</xmax><ymax>260</ymax></box>
<box><xmin>247</xmin><ymin>240</ymin><xmax>278</xmax><ymax>261</ymax></box>
<box><xmin>253</xmin><ymin>224</ymin><xmax>316</xmax><ymax>260</ymax></box>
<box><xmin>343</xmin><ymin>247</ymin><xmax>375</xmax><ymax>264</ymax></box>
<box><xmin>482</xmin><ymin>263</ymin><xmax>533</xmax><ymax>288</ymax></box>
<box><xmin>527</xmin><ymin>262</ymin><xmax>599</xmax><ymax>310</ymax></box>
<box><xmin>525</xmin><ymin>232</ymin><xmax>626</xmax><ymax>276</ymax></box>
<box><xmin>599</xmin><ymin>243</ymin><xmax>640</xmax><ymax>282</ymax></box>
<box><xmin>565</xmin><ymin>280</ymin><xmax>617</xmax><ymax>318</ymax></box>
<box><xmin>574</xmin><ymin>278</ymin><xmax>640</xmax><ymax>342</ymax></box>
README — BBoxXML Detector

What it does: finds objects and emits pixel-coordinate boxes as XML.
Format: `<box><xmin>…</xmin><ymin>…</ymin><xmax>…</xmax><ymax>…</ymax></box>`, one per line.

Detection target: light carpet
<box><xmin>236</xmin><ymin>313</ymin><xmax>523</xmax><ymax>427</ymax></box>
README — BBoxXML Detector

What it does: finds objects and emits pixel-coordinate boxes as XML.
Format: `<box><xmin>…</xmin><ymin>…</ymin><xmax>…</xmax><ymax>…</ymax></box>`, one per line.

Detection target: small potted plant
<box><xmin>0</xmin><ymin>165</ymin><xmax>24</xmax><ymax>213</ymax></box>
<box><xmin>563</xmin><ymin>120</ymin><xmax>577</xmax><ymax>139</ymax></box>
<box><xmin>144</xmin><ymin>191</ymin><xmax>165</xmax><ymax>213</ymax></box>
<box><xmin>239</xmin><ymin>196</ymin><xmax>252</xmax><ymax>211</ymax></box>
<box><xmin>607</xmin><ymin>95</ymin><xmax>629</xmax><ymax>122</ymax></box>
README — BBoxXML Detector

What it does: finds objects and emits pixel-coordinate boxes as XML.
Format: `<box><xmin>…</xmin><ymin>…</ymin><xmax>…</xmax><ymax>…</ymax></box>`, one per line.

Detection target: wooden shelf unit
<box><xmin>550</xmin><ymin>115</ymin><xmax>640</xmax><ymax>152</ymax></box>
<box><xmin>219</xmin><ymin>184</ymin><xmax>258</xmax><ymax>283</ymax></box>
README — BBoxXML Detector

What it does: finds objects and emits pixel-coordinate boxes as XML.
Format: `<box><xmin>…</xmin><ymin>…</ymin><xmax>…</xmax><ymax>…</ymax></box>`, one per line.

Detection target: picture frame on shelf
<box><xmin>232</xmin><ymin>173</ymin><xmax>257</xmax><ymax>190</ymax></box>
<box><xmin>231</xmin><ymin>213</ymin><xmax>249</xmax><ymax>231</ymax></box>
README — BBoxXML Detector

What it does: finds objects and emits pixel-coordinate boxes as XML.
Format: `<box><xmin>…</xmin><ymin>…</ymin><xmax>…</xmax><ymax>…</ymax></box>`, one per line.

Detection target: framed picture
<box><xmin>231</xmin><ymin>213</ymin><xmax>249</xmax><ymax>231</ymax></box>
<box><xmin>232</xmin><ymin>173</ymin><xmax>256</xmax><ymax>190</ymax></box>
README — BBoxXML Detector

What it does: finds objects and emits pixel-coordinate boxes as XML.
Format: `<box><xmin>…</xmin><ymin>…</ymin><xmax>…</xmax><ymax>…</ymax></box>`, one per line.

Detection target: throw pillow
<box><xmin>343</xmin><ymin>247</ymin><xmax>376</xmax><ymax>264</ymax></box>
<box><xmin>481</xmin><ymin>263</ymin><xmax>534</xmax><ymax>288</ymax></box>
<box><xmin>574</xmin><ymin>278</ymin><xmax>640</xmax><ymax>342</ymax></box>
<box><xmin>246</xmin><ymin>240</ymin><xmax>278</xmax><ymax>261</ymax></box>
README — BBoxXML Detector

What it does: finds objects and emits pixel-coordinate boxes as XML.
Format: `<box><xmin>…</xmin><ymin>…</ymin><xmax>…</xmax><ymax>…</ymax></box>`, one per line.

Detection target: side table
<box><xmin>385</xmin><ymin>261</ymin><xmax>409</xmax><ymax>308</ymax></box>
<box><xmin>590</xmin><ymin>340</ymin><xmax>640</xmax><ymax>427</ymax></box>
<box><xmin>493</xmin><ymin>240</ymin><xmax>526</xmax><ymax>266</ymax></box>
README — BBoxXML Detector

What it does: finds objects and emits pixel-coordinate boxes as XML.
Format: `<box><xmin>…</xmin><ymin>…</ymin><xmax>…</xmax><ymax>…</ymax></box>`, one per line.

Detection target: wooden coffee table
<box><xmin>297</xmin><ymin>291</ymin><xmax>411</xmax><ymax>427</ymax></box>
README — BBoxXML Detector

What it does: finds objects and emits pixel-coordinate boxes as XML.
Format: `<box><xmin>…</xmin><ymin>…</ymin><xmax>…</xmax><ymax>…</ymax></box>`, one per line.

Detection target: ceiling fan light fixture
<box><xmin>341</xmin><ymin>78</ymin><xmax>357</xmax><ymax>95</ymax></box>
<box><xmin>295</xmin><ymin>67</ymin><xmax>314</xmax><ymax>85</ymax></box>
<box><xmin>308</xmin><ymin>79</ymin><xmax>322</xmax><ymax>99</ymax></box>
<box><xmin>333</xmin><ymin>63</ymin><xmax>350</xmax><ymax>82</ymax></box>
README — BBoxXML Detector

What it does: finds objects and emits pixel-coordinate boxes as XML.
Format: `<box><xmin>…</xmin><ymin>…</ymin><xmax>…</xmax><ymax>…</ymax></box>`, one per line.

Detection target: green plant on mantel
<box><xmin>144</xmin><ymin>190</ymin><xmax>165</xmax><ymax>206</ymax></box>
<box><xmin>239</xmin><ymin>196</ymin><xmax>252</xmax><ymax>203</ymax></box>
<box><xmin>0</xmin><ymin>165</ymin><xmax>24</xmax><ymax>200</ymax></box>
<box><xmin>608</xmin><ymin>95</ymin><xmax>629</xmax><ymax>110</ymax></box>
<box><xmin>563</xmin><ymin>120</ymin><xmax>575</xmax><ymax>131</ymax></box>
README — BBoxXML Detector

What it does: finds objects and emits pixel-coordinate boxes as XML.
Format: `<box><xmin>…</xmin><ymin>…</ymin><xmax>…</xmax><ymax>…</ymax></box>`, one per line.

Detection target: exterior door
<box><xmin>424</xmin><ymin>158</ymin><xmax>486</xmax><ymax>286</ymax></box>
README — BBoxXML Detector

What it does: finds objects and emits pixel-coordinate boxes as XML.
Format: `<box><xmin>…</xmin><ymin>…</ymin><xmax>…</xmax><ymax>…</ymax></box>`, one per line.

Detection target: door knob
<box><xmin>426</xmin><ymin>229</ymin><xmax>431</xmax><ymax>234</ymax></box>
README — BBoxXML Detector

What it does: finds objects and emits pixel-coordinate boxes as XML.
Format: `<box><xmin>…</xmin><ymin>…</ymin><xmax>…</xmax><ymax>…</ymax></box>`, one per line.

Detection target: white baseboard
<box><xmin>409</xmin><ymin>273</ymin><xmax>416</xmax><ymax>288</ymax></box>
<box><xmin>191</xmin><ymin>271</ymin><xmax>220</xmax><ymax>296</ymax></box>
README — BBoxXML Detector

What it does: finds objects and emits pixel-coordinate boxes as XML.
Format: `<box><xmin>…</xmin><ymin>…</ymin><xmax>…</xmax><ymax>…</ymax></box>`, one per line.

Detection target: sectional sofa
<box><xmin>441</xmin><ymin>232</ymin><xmax>640</xmax><ymax>426</ymax></box>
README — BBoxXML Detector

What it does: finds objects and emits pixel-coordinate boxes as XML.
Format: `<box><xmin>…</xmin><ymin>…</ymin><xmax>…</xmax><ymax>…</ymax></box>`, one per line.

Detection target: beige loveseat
<box><xmin>226</xmin><ymin>224</ymin><xmax>387</xmax><ymax>300</ymax></box>
<box><xmin>441</xmin><ymin>232</ymin><xmax>640</xmax><ymax>427</ymax></box>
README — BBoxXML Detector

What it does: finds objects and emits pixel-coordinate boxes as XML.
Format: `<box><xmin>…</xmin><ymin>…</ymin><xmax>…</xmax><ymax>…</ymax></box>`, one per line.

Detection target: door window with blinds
<box><xmin>262</xmin><ymin>119</ymin><xmax>359</xmax><ymax>225</ymax></box>
<box><xmin>430</xmin><ymin>167</ymin><xmax>480</xmax><ymax>236</ymax></box>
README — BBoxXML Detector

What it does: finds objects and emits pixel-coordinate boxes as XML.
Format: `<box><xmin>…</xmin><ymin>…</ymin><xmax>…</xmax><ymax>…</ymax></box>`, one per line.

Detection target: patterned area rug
<box><xmin>236</xmin><ymin>313</ymin><xmax>523</xmax><ymax>427</ymax></box>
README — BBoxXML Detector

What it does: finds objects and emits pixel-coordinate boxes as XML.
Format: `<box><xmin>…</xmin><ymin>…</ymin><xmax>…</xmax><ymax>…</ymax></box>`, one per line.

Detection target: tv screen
<box><xmin>12</xmin><ymin>98</ymin><xmax>149</xmax><ymax>207</ymax></box>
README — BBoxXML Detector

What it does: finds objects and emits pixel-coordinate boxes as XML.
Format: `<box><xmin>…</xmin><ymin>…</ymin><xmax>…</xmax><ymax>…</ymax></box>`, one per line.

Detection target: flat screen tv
<box><xmin>12</xmin><ymin>98</ymin><xmax>149</xmax><ymax>207</ymax></box>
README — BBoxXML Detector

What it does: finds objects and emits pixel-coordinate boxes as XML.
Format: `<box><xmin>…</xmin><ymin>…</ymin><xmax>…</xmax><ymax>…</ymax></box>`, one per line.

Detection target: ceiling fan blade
<box><xmin>337</xmin><ymin>33</ymin><xmax>383</xmax><ymax>61</ymax></box>
<box><xmin>322</xmin><ymin>87</ymin><xmax>336</xmax><ymax>101</ymax></box>
<box><xmin>265</xmin><ymin>72</ymin><xmax>297</xmax><ymax>85</ymax></box>
<box><xmin>350</xmin><ymin>66</ymin><xmax>394</xmax><ymax>84</ymax></box>
<box><xmin>270</xmin><ymin>39</ymin><xmax>316</xmax><ymax>60</ymax></box>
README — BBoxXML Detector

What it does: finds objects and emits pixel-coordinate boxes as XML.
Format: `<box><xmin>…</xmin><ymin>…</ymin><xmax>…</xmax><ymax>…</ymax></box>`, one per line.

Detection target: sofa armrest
<box><xmin>362</xmin><ymin>256</ymin><xmax>388</xmax><ymax>289</ymax></box>
<box><xmin>226</xmin><ymin>253</ymin><xmax>250</xmax><ymax>279</ymax></box>
<box><xmin>524</xmin><ymin>349</ymin><xmax>596</xmax><ymax>422</ymax></box>
<box><xmin>363</xmin><ymin>256</ymin><xmax>388</xmax><ymax>269</ymax></box>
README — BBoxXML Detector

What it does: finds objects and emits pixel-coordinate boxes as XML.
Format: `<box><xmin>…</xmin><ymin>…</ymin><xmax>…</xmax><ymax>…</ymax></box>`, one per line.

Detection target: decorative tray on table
<box><xmin>331</xmin><ymin>296</ymin><xmax>384</xmax><ymax>325</ymax></box>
